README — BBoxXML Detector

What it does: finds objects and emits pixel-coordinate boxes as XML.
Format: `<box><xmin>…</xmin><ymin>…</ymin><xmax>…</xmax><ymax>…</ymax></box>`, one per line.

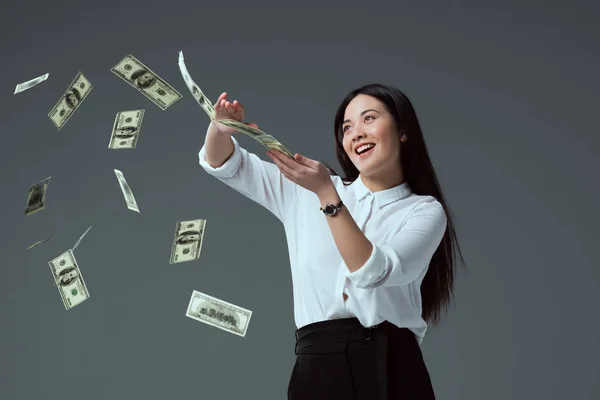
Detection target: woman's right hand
<box><xmin>211</xmin><ymin>92</ymin><xmax>259</xmax><ymax>135</ymax></box>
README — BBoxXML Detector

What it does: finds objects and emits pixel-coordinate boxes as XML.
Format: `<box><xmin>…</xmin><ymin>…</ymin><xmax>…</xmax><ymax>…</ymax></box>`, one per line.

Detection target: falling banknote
<box><xmin>114</xmin><ymin>169</ymin><xmax>140</xmax><ymax>212</ymax></box>
<box><xmin>185</xmin><ymin>290</ymin><xmax>252</xmax><ymax>337</ymax></box>
<box><xmin>72</xmin><ymin>226</ymin><xmax>92</xmax><ymax>251</ymax></box>
<box><xmin>177</xmin><ymin>50</ymin><xmax>293</xmax><ymax>157</ymax></box>
<box><xmin>48</xmin><ymin>249</ymin><xmax>90</xmax><ymax>310</ymax></box>
<box><xmin>48</xmin><ymin>71</ymin><xmax>93</xmax><ymax>130</ymax></box>
<box><xmin>25</xmin><ymin>176</ymin><xmax>51</xmax><ymax>215</ymax></box>
<box><xmin>169</xmin><ymin>219</ymin><xmax>206</xmax><ymax>264</ymax></box>
<box><xmin>26</xmin><ymin>236</ymin><xmax>55</xmax><ymax>250</ymax></box>
<box><xmin>111</xmin><ymin>54</ymin><xmax>182</xmax><ymax>110</ymax></box>
<box><xmin>14</xmin><ymin>72</ymin><xmax>49</xmax><ymax>94</ymax></box>
<box><xmin>109</xmin><ymin>109</ymin><xmax>145</xmax><ymax>149</ymax></box>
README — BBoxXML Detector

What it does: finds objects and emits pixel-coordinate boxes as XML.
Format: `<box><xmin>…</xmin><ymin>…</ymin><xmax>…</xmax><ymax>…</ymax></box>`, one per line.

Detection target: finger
<box><xmin>269</xmin><ymin>149</ymin><xmax>294</xmax><ymax>162</ymax></box>
<box><xmin>267</xmin><ymin>152</ymin><xmax>295</xmax><ymax>176</ymax></box>
<box><xmin>277</xmin><ymin>163</ymin><xmax>296</xmax><ymax>181</ymax></box>
<box><xmin>295</xmin><ymin>153</ymin><xmax>315</xmax><ymax>166</ymax></box>
<box><xmin>268</xmin><ymin>150</ymin><xmax>298</xmax><ymax>170</ymax></box>
<box><xmin>214</xmin><ymin>92</ymin><xmax>227</xmax><ymax>108</ymax></box>
<box><xmin>247</xmin><ymin>123</ymin><xmax>259</xmax><ymax>129</ymax></box>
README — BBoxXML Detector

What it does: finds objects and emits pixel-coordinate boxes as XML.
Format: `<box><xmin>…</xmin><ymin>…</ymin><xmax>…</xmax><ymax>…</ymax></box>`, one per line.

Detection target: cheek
<box><xmin>342</xmin><ymin>138</ymin><xmax>353</xmax><ymax>156</ymax></box>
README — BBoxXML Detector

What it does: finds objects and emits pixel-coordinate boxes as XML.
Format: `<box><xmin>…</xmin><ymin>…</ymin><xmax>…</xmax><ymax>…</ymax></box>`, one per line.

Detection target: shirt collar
<box><xmin>351</xmin><ymin>175</ymin><xmax>412</xmax><ymax>208</ymax></box>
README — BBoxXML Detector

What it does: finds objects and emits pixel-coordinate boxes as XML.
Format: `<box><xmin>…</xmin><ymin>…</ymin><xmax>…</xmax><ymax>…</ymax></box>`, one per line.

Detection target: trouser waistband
<box><xmin>294</xmin><ymin>318</ymin><xmax>410</xmax><ymax>400</ymax></box>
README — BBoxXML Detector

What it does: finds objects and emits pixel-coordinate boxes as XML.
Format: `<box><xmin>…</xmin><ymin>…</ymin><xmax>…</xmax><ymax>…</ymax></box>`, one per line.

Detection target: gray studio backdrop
<box><xmin>1</xmin><ymin>1</ymin><xmax>598</xmax><ymax>399</ymax></box>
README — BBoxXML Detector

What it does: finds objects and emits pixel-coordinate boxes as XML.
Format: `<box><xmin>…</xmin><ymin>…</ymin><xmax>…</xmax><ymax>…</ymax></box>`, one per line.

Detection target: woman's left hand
<box><xmin>266</xmin><ymin>149</ymin><xmax>334</xmax><ymax>196</ymax></box>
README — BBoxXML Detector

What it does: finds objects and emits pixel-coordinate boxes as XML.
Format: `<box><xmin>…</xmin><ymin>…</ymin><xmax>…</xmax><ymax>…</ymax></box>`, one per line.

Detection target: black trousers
<box><xmin>287</xmin><ymin>318</ymin><xmax>435</xmax><ymax>400</ymax></box>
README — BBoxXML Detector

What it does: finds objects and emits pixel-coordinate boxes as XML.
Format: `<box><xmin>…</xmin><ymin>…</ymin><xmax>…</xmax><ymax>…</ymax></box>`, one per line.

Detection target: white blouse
<box><xmin>198</xmin><ymin>134</ymin><xmax>447</xmax><ymax>344</ymax></box>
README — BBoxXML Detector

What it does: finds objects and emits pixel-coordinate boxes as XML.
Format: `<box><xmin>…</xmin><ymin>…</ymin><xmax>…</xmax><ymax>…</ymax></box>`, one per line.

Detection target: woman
<box><xmin>198</xmin><ymin>83</ymin><xmax>465</xmax><ymax>399</ymax></box>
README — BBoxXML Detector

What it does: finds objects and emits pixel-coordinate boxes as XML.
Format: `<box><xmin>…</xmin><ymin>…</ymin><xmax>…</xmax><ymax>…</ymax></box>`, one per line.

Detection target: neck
<box><xmin>359</xmin><ymin>168</ymin><xmax>405</xmax><ymax>192</ymax></box>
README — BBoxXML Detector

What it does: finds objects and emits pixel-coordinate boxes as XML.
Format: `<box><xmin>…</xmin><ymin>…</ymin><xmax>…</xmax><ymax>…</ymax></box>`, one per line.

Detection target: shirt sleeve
<box><xmin>346</xmin><ymin>199</ymin><xmax>448</xmax><ymax>288</ymax></box>
<box><xmin>198</xmin><ymin>134</ymin><xmax>300</xmax><ymax>222</ymax></box>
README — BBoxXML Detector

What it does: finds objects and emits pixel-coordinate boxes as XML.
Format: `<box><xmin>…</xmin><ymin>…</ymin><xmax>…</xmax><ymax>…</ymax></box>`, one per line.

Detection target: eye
<box><xmin>343</xmin><ymin>115</ymin><xmax>374</xmax><ymax>133</ymax></box>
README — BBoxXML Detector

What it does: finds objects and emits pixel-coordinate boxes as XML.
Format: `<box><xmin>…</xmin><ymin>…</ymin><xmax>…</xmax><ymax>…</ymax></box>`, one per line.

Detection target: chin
<box><xmin>355</xmin><ymin>158</ymin><xmax>384</xmax><ymax>175</ymax></box>
<box><xmin>353</xmin><ymin>162</ymin><xmax>374</xmax><ymax>175</ymax></box>
<box><xmin>357</xmin><ymin>167</ymin><xmax>376</xmax><ymax>177</ymax></box>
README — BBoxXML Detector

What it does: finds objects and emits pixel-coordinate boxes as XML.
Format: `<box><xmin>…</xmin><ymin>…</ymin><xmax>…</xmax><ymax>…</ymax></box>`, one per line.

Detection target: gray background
<box><xmin>1</xmin><ymin>0</ymin><xmax>598</xmax><ymax>399</ymax></box>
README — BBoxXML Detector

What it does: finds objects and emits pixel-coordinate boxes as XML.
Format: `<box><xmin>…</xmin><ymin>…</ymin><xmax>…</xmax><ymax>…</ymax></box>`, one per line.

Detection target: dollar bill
<box><xmin>48</xmin><ymin>249</ymin><xmax>90</xmax><ymax>310</ymax></box>
<box><xmin>73</xmin><ymin>226</ymin><xmax>92</xmax><ymax>251</ymax></box>
<box><xmin>216</xmin><ymin>119</ymin><xmax>294</xmax><ymax>157</ymax></box>
<box><xmin>169</xmin><ymin>219</ymin><xmax>206</xmax><ymax>264</ymax></box>
<box><xmin>26</xmin><ymin>236</ymin><xmax>55</xmax><ymax>250</ymax></box>
<box><xmin>25</xmin><ymin>176</ymin><xmax>51</xmax><ymax>215</ymax></box>
<box><xmin>114</xmin><ymin>169</ymin><xmax>140</xmax><ymax>212</ymax></box>
<box><xmin>111</xmin><ymin>54</ymin><xmax>182</xmax><ymax>110</ymax></box>
<box><xmin>109</xmin><ymin>110</ymin><xmax>145</xmax><ymax>149</ymax></box>
<box><xmin>48</xmin><ymin>71</ymin><xmax>93</xmax><ymax>130</ymax></box>
<box><xmin>14</xmin><ymin>73</ymin><xmax>49</xmax><ymax>94</ymax></box>
<box><xmin>177</xmin><ymin>50</ymin><xmax>216</xmax><ymax>119</ymax></box>
<box><xmin>185</xmin><ymin>290</ymin><xmax>252</xmax><ymax>337</ymax></box>
<box><xmin>177</xmin><ymin>51</ymin><xmax>292</xmax><ymax>156</ymax></box>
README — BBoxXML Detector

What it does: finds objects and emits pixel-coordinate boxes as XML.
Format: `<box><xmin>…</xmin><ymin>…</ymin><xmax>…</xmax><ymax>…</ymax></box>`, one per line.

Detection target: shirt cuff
<box><xmin>345</xmin><ymin>244</ymin><xmax>389</xmax><ymax>288</ymax></box>
<box><xmin>198</xmin><ymin>135</ymin><xmax>243</xmax><ymax>179</ymax></box>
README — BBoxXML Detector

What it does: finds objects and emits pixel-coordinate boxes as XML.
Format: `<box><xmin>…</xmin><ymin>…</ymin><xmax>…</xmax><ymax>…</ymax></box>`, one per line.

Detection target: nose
<box><xmin>352</xmin><ymin>124</ymin><xmax>365</xmax><ymax>139</ymax></box>
<box><xmin>351</xmin><ymin>128</ymin><xmax>366</xmax><ymax>143</ymax></box>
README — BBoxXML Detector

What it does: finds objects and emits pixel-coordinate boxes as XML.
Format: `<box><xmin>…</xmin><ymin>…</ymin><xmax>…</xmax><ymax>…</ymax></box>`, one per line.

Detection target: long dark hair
<box><xmin>326</xmin><ymin>83</ymin><xmax>466</xmax><ymax>325</ymax></box>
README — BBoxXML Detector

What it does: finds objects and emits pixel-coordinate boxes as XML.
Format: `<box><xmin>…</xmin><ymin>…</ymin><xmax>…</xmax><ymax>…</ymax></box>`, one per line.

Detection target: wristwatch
<box><xmin>320</xmin><ymin>200</ymin><xmax>344</xmax><ymax>216</ymax></box>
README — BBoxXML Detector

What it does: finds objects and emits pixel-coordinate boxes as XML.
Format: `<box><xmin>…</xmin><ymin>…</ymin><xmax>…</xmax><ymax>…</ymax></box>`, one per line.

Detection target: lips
<box><xmin>355</xmin><ymin>143</ymin><xmax>375</xmax><ymax>155</ymax></box>
<box><xmin>356</xmin><ymin>145</ymin><xmax>375</xmax><ymax>158</ymax></box>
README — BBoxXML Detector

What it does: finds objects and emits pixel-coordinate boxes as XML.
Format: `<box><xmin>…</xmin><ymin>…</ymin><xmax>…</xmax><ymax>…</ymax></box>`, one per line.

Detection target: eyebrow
<box><xmin>343</xmin><ymin>109</ymin><xmax>380</xmax><ymax>125</ymax></box>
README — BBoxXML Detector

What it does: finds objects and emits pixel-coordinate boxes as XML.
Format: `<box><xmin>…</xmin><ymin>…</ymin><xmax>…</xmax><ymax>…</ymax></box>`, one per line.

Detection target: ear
<box><xmin>400</xmin><ymin>133</ymin><xmax>407</xmax><ymax>142</ymax></box>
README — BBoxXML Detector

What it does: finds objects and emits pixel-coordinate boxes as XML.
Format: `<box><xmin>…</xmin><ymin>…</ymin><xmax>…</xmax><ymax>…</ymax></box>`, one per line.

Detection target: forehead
<box><xmin>344</xmin><ymin>94</ymin><xmax>384</xmax><ymax>117</ymax></box>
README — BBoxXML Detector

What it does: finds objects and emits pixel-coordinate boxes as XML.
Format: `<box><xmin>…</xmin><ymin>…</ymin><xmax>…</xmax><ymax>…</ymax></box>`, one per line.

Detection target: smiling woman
<box><xmin>331</xmin><ymin>83</ymin><xmax>465</xmax><ymax>323</ymax></box>
<box><xmin>197</xmin><ymin>83</ymin><xmax>465</xmax><ymax>400</ymax></box>
<box><xmin>340</xmin><ymin>96</ymin><xmax>407</xmax><ymax>192</ymax></box>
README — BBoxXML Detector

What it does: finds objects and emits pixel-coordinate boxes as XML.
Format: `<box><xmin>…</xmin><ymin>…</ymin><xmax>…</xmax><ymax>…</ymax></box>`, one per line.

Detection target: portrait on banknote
<box><xmin>113</xmin><ymin>126</ymin><xmax>139</xmax><ymax>138</ymax></box>
<box><xmin>191</xmin><ymin>86</ymin><xmax>209</xmax><ymax>106</ymax></box>
<box><xmin>57</xmin><ymin>267</ymin><xmax>79</xmax><ymax>286</ymax></box>
<box><xmin>130</xmin><ymin>69</ymin><xmax>157</xmax><ymax>89</ymax></box>
<box><xmin>65</xmin><ymin>88</ymin><xmax>81</xmax><ymax>108</ymax></box>
<box><xmin>176</xmin><ymin>231</ymin><xmax>201</xmax><ymax>246</ymax></box>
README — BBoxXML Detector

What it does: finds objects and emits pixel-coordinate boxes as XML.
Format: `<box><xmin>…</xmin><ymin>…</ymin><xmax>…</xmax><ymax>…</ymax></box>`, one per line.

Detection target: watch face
<box><xmin>325</xmin><ymin>205</ymin><xmax>334</xmax><ymax>214</ymax></box>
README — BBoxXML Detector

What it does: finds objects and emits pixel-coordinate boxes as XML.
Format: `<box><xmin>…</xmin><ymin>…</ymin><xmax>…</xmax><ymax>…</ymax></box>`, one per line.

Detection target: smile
<box><xmin>356</xmin><ymin>144</ymin><xmax>375</xmax><ymax>158</ymax></box>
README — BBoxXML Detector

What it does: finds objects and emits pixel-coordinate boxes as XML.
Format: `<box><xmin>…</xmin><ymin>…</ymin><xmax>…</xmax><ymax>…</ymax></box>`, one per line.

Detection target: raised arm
<box><xmin>203</xmin><ymin>93</ymin><xmax>249</xmax><ymax>168</ymax></box>
<box><xmin>198</xmin><ymin>93</ymin><xmax>300</xmax><ymax>222</ymax></box>
<box><xmin>203</xmin><ymin>120</ymin><xmax>236</xmax><ymax>169</ymax></box>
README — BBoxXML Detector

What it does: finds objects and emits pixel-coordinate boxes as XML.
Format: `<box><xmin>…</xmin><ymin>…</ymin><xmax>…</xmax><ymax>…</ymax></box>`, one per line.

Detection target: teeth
<box><xmin>356</xmin><ymin>144</ymin><xmax>375</xmax><ymax>154</ymax></box>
